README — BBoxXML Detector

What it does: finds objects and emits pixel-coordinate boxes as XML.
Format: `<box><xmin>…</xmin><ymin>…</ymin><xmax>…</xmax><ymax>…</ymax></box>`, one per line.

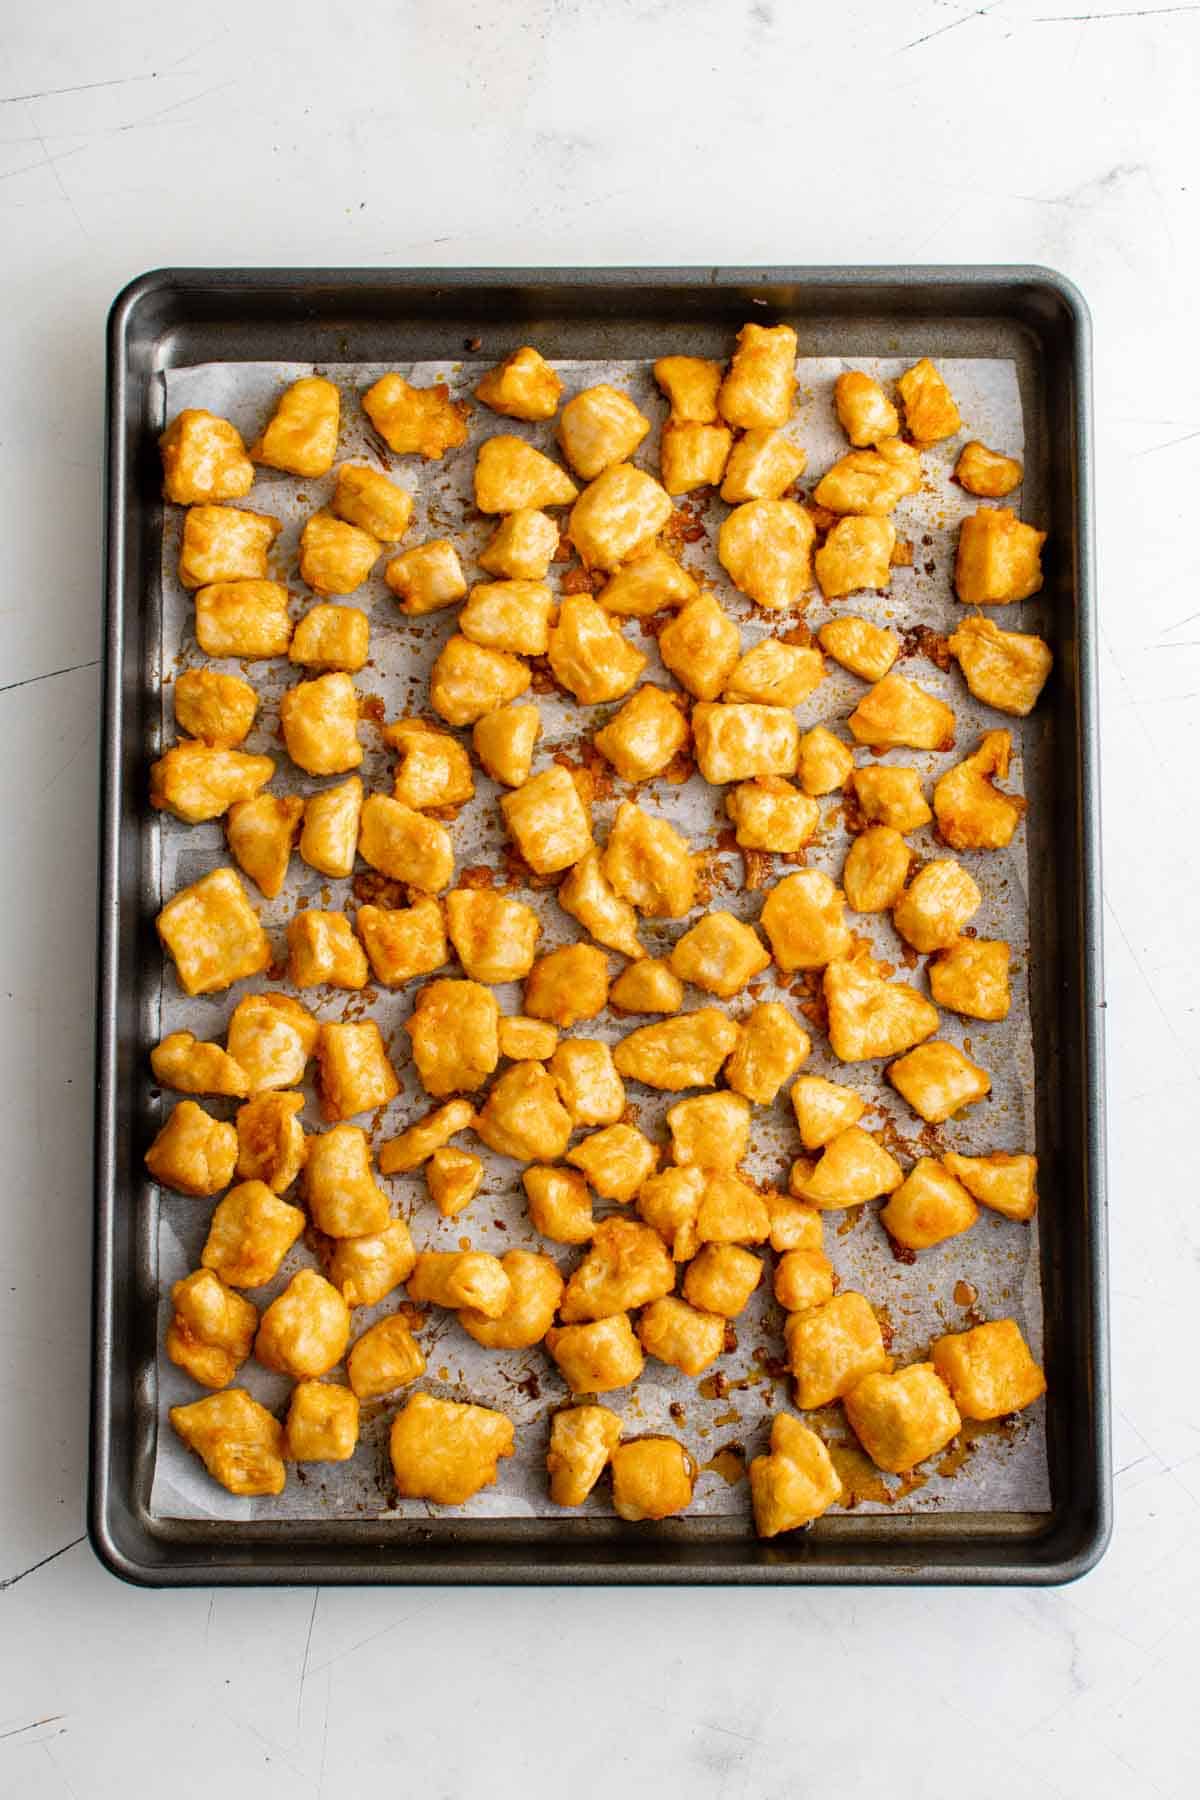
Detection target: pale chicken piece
<box><xmin>848</xmin><ymin>671</ymin><xmax>955</xmax><ymax>751</ymax></box>
<box><xmin>497</xmin><ymin>1016</ymin><xmax>559</xmax><ymax>1061</ymax></box>
<box><xmin>815</xmin><ymin>516</ymin><xmax>897</xmax><ymax>601</ymax></box>
<box><xmin>879</xmin><ymin>1158</ymin><xmax>979</xmax><ymax>1252</ymax></box>
<box><xmin>426</xmin><ymin>1146</ymin><xmax>485</xmax><ymax>1218</ymax></box>
<box><xmin>724</xmin><ymin>638</ymin><xmax>825</xmax><ymax>707</ymax></box>
<box><xmin>849</xmin><ymin>764</ymin><xmax>932</xmax><ymax>832</ymax></box>
<box><xmin>478</xmin><ymin>509</ymin><xmax>560</xmax><ymax>581</ymax></box>
<box><xmin>328</xmin><ymin>1218</ymin><xmax>416</xmax><ymax>1308</ymax></box>
<box><xmin>933</xmin><ymin>730</ymin><xmax>1025</xmax><ymax>849</ymax></box>
<box><xmin>653</xmin><ymin>355</ymin><xmax>723</xmax><ymax>423</ymax></box>
<box><xmin>888</xmin><ymin>1040</ymin><xmax>991</xmax><ymax>1124</ymax></box>
<box><xmin>474</xmin><ymin>1061</ymin><xmax>574</xmax><ymax>1162</ymax></box>
<box><xmin>558</xmin><ymin>1217</ymin><xmax>674</xmax><ymax>1321</ymax></box>
<box><xmin>669</xmin><ymin>910</ymin><xmax>770</xmax><ymax>999</ymax></box>
<box><xmin>378</xmin><ymin>1098</ymin><xmax>476</xmax><ymax>1176</ymax></box>
<box><xmin>797</xmin><ymin>726</ymin><xmax>855</xmax><ymax>796</ymax></box>
<box><xmin>568</xmin><ymin>464</ymin><xmax>673</xmax><ymax>570</ymax></box>
<box><xmin>766</xmin><ymin>1194</ymin><xmax>824</xmax><ymax>1254</ymax></box>
<box><xmin>474</xmin><ymin>435</ymin><xmax>579</xmax><ymax>512</ymax></box>
<box><xmin>930</xmin><ymin>1319</ymin><xmax>1046</xmax><ymax>1421</ymax></box>
<box><xmin>545</xmin><ymin>1313</ymin><xmax>645</xmax><ymax>1394</ymax></box>
<box><xmin>941</xmin><ymin>1150</ymin><xmax>1037</xmax><ymax>1222</ymax></box>
<box><xmin>285</xmin><ymin>1382</ymin><xmax>361</xmax><ymax>1463</ymax></box>
<box><xmin>613</xmin><ymin>1008</ymin><xmax>739</xmax><ymax>1090</ymax></box>
<box><xmin>314</xmin><ymin>1018</ymin><xmax>401</xmax><ymax>1121</ymax></box>
<box><xmin>749</xmin><ymin>1412</ymin><xmax>844</xmax><ymax>1537</ymax></box>
<box><xmin>546</xmin><ymin>1404</ymin><xmax>622</xmax><ymax>1506</ymax></box>
<box><xmin>638</xmin><ymin>1295</ymin><xmax>726</xmax><ymax>1378</ymax></box>
<box><xmin>165</xmin><ymin>1269</ymin><xmax>258</xmax><ymax>1390</ymax></box>
<box><xmin>361</xmin><ymin>374</ymin><xmax>469</xmax><ymax>459</ymax></box>
<box><xmin>280</xmin><ymin>672</ymin><xmax>363</xmax><ymax>775</ymax></box>
<box><xmin>194</xmin><ymin>577</ymin><xmax>289</xmax><ymax>660</ymax></box>
<box><xmin>818</xmin><ymin>615</ymin><xmax>899</xmax><ymax>683</ymax></box>
<box><xmin>658</xmin><ymin>592</ymin><xmax>741</xmax><ymax>701</ymax></box>
<box><xmin>299</xmin><ymin>776</ymin><xmax>362</xmax><ymax>878</ymax></box>
<box><xmin>250</xmin><ymin>376</ymin><xmax>340</xmax><ymax>476</ymax></box>
<box><xmin>824</xmin><ymin>955</ymin><xmax>940</xmax><ymax>1062</ymax></box>
<box><xmin>790</xmin><ymin>1075</ymin><xmax>867</xmax><ymax>1150</ymax></box>
<box><xmin>567</xmin><ymin>1123</ymin><xmax>660</xmax><ymax>1202</ymax></box>
<box><xmin>718</xmin><ymin>322</ymin><xmax>798</xmax><ymax>429</ymax></box>
<box><xmin>304</xmin><ymin>1123</ymin><xmax>391</xmax><ymax>1237</ymax></box>
<box><xmin>179</xmin><ymin>506</ymin><xmax>280</xmax><ymax>590</ymax></box>
<box><xmin>228</xmin><ymin>991</ymin><xmax>321</xmax><ymax>1079</ymax></box>
<box><xmin>385</xmin><ymin>538</ymin><xmax>468</xmax><ymax>614</ymax></box>
<box><xmin>548</xmin><ymin>594</ymin><xmax>647</xmax><ymax>703</ymax></box>
<box><xmin>429</xmin><ymin>635</ymin><xmax>531</xmax><ymax>728</ymax></box>
<box><xmin>558</xmin><ymin>383</ymin><xmax>651</xmax><ymax>479</ymax></box>
<box><xmin>549</xmin><ymin>1038</ymin><xmax>626</xmax><ymax>1127</ymax></box>
<box><xmin>149</xmin><ymin>743</ymin><xmax>275</xmax><ymax>825</ymax></box>
<box><xmin>947</xmin><ymin>615</ymin><xmax>1052</xmax><ymax>717</ymax></box>
<box><xmin>694</xmin><ymin>1171</ymin><xmax>771</xmax><ymax>1246</ymax></box>
<box><xmin>299</xmin><ymin>511</ymin><xmax>381</xmax><ymax>597</ymax></box>
<box><xmin>660</xmin><ymin>420</ymin><xmax>732</xmax><ymax>496</ymax></box>
<box><xmin>897</xmin><ymin>357</ymin><xmax>961</xmax><ymax>443</ymax></box>
<box><xmin>145</xmin><ymin>1100</ymin><xmax>237</xmax><ymax>1197</ymax></box>
<box><xmin>557</xmin><ymin>848</ymin><xmax>645</xmax><ymax>960</ymax></box>
<box><xmin>773</xmin><ymin>1247</ymin><xmax>835</xmax><ymax>1314</ymax></box>
<box><xmin>786</xmin><ymin>1291</ymin><xmax>893</xmax><ymax>1410</ymax></box>
<box><xmin>255</xmin><ymin>1268</ymin><xmax>351</xmax><ymax>1379</ymax></box>
<box><xmin>475</xmin><ymin>346</ymin><xmax>563</xmax><ymax>421</ymax></box>
<box><xmin>842</xmin><ymin>824</ymin><xmax>911</xmax><ymax>913</ymax></box>
<box><xmin>692</xmin><ymin>701</ymin><xmax>799</xmax><ymax>784</ymax></box>
<box><xmin>682</xmin><ymin>1242</ymin><xmax>762</xmax><ymax>1316</ymax></box>
<box><xmin>789</xmin><ymin>1125</ymin><xmax>903</xmax><ymax>1210</ymax></box>
<box><xmin>445</xmin><ymin>888</ymin><xmax>540</xmax><ymax>983</ymax></box>
<box><xmin>666</xmin><ymin>1091</ymin><xmax>751</xmax><ymax>1169</ymax></box>
<box><xmin>459</xmin><ymin>1249</ymin><xmax>564</xmax><ymax>1349</ymax></box>
<box><xmin>596</xmin><ymin>547</ymin><xmax>697</xmax><ymax>616</ymax></box>
<box><xmin>473</xmin><ymin>703</ymin><xmax>541</xmax><ymax>787</ymax></box>
<box><xmin>611</xmin><ymin>957</ymin><xmax>684</xmax><ymax>1015</ymax></box>
<box><xmin>151</xmin><ymin>1030</ymin><xmax>249</xmax><ymax>1099</ymax></box>
<box><xmin>356</xmin><ymin>898</ymin><xmax>448</xmax><ymax>987</ymax></box>
<box><xmin>954</xmin><ymin>441</ymin><xmax>1023</xmax><ymax>499</ymax></box>
<box><xmin>719</xmin><ymin>429</ymin><xmax>807</xmax><ymax>503</ymax></box>
<box><xmin>226</xmin><ymin>793</ymin><xmax>303</xmax><ymax>898</ymax></box>
<box><xmin>385</xmin><ymin>719</ymin><xmax>474</xmax><ymax>811</ymax></box>
<box><xmin>636</xmin><ymin>1166</ymin><xmax>706</xmax><ymax>1260</ymax></box>
<box><xmin>718</xmin><ymin>498</ymin><xmax>815</xmax><ymax>610</ymax></box>
<box><xmin>173</xmin><ymin>668</ymin><xmax>258</xmax><ymax>749</ymax></box>
<box><xmin>812</xmin><ymin>441</ymin><xmax>921</xmax><ymax>517</ymax></box>
<box><xmin>170</xmin><ymin>1388</ymin><xmax>286</xmax><ymax>1497</ymax></box>
<box><xmin>330</xmin><ymin>463</ymin><xmax>414</xmax><ymax>541</ymax></box>
<box><xmin>611</xmin><ymin>1438</ymin><xmax>695</xmax><ymax>1522</ymax></box>
<box><xmin>725</xmin><ymin>777</ymin><xmax>819</xmax><ymax>852</ymax></box>
<box><xmin>844</xmin><ymin>1365</ymin><xmax>962</xmax><ymax>1474</ymax></box>
<box><xmin>929</xmin><ymin>937</ymin><xmax>1011</xmax><ymax>1020</ymax></box>
<box><xmin>461</xmin><ymin>579</ymin><xmax>556</xmax><ymax>656</ymax></box>
<box><xmin>954</xmin><ymin>507</ymin><xmax>1045</xmax><ymax>605</ymax></box>
<box><xmin>389</xmin><ymin>1394</ymin><xmax>515</xmax><ymax>1505</ymax></box>
<box><xmin>234</xmin><ymin>1091</ymin><xmax>307</xmax><ymax>1193</ymax></box>
<box><xmin>405</xmin><ymin>978</ymin><xmax>499</xmax><ymax>1097</ymax></box>
<box><xmin>524</xmin><ymin>943</ymin><xmax>609</xmax><ymax>1027</ymax></box>
<box><xmin>287</xmin><ymin>910</ymin><xmax>369</xmax><ymax>990</ymax></box>
<box><xmin>501</xmin><ymin>765</ymin><xmax>593</xmax><ymax>874</ymax></box>
<box><xmin>156</xmin><ymin>867</ymin><xmax>270</xmax><ymax>998</ymax></box>
<box><xmin>289</xmin><ymin>603</ymin><xmax>370</xmax><ymax>673</ymax></box>
<box><xmin>892</xmin><ymin>859</ymin><xmax>981</xmax><ymax>953</ymax></box>
<box><xmin>724</xmin><ymin>1002</ymin><xmax>811</xmax><ymax>1104</ymax></box>
<box><xmin>601</xmin><ymin>800</ymin><xmax>696</xmax><ymax>918</ymax></box>
<box><xmin>346</xmin><ymin>1315</ymin><xmax>426</xmax><ymax>1400</ymax></box>
<box><xmin>760</xmin><ymin>869</ymin><xmax>852</xmax><ymax>972</ymax></box>
<box><xmin>592</xmin><ymin>684</ymin><xmax>689</xmax><ymax>783</ymax></box>
<box><xmin>524</xmin><ymin>1164</ymin><xmax>596</xmax><ymax>1245</ymax></box>
<box><xmin>834</xmin><ymin>370</ymin><xmax>900</xmax><ymax>447</ymax></box>
<box><xmin>201</xmin><ymin>1181</ymin><xmax>305</xmax><ymax>1288</ymax></box>
<box><xmin>408</xmin><ymin>1251</ymin><xmax>513</xmax><ymax>1319</ymax></box>
<box><xmin>160</xmin><ymin>409</ymin><xmax>254</xmax><ymax>505</ymax></box>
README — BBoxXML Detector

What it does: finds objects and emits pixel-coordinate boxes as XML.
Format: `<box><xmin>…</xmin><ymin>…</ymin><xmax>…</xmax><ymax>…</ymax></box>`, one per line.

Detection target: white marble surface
<box><xmin>1</xmin><ymin>2</ymin><xmax>1198</xmax><ymax>1795</ymax></box>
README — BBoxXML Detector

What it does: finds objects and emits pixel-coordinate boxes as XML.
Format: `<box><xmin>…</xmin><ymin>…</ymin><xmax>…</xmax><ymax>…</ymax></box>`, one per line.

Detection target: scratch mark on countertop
<box><xmin>0</xmin><ymin>1536</ymin><xmax>85</xmax><ymax>1592</ymax></box>
<box><xmin>305</xmin><ymin>1601</ymin><xmax>433</xmax><ymax>1675</ymax></box>
<box><xmin>1035</xmin><ymin>5</ymin><xmax>1200</xmax><ymax>19</ymax></box>
<box><xmin>0</xmin><ymin>1716</ymin><xmax>65</xmax><ymax>1743</ymax></box>
<box><xmin>295</xmin><ymin>1591</ymin><xmax>320</xmax><ymax>1726</ymax></box>
<box><xmin>0</xmin><ymin>72</ymin><xmax>179</xmax><ymax>105</ymax></box>
<box><xmin>0</xmin><ymin>660</ymin><xmax>99</xmax><ymax>700</ymax></box>
<box><xmin>901</xmin><ymin>4</ymin><xmax>1001</xmax><ymax>50</ymax></box>
<box><xmin>1134</xmin><ymin>426</ymin><xmax>1200</xmax><ymax>456</ymax></box>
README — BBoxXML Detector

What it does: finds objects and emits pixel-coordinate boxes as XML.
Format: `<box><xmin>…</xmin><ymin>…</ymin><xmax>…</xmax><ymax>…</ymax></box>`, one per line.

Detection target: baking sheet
<box><xmin>147</xmin><ymin>351</ymin><xmax>1048</xmax><ymax>1523</ymax></box>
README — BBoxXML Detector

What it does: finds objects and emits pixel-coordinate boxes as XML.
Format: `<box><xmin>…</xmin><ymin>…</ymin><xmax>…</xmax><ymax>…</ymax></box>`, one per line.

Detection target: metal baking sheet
<box><xmin>93</xmin><ymin>268</ymin><xmax>1109</xmax><ymax>1584</ymax></box>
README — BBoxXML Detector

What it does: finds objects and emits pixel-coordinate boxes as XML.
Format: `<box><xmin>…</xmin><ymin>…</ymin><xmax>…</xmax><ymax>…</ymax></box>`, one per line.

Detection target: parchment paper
<box><xmin>148</xmin><ymin>350</ymin><xmax>1049</xmax><ymax>1523</ymax></box>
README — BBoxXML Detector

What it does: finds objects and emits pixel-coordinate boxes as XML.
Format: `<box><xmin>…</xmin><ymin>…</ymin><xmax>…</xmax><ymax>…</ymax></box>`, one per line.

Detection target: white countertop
<box><xmin>2</xmin><ymin>3</ymin><xmax>1198</xmax><ymax>1795</ymax></box>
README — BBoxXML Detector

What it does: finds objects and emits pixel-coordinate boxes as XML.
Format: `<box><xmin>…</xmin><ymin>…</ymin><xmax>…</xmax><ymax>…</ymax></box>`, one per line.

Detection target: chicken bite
<box><xmin>941</xmin><ymin>1150</ymin><xmax>1037</xmax><ymax>1221</ymax></box>
<box><xmin>666</xmin><ymin>1091</ymin><xmax>751</xmax><ymax>1169</ymax></box>
<box><xmin>592</xmin><ymin>684</ymin><xmax>689</xmax><ymax>783</ymax></box>
<box><xmin>691</xmin><ymin>702</ymin><xmax>799</xmax><ymax>784</ymax></box>
<box><xmin>824</xmin><ymin>955</ymin><xmax>939</xmax><ymax>1062</ymax></box>
<box><xmin>408</xmin><ymin>1250</ymin><xmax>513</xmax><ymax>1318</ymax></box>
<box><xmin>475</xmin><ymin>436</ymin><xmax>579</xmax><ymax>515</ymax></box>
<box><xmin>389</xmin><ymin>1393</ymin><xmax>515</xmax><ymax>1505</ymax></box>
<box><xmin>638</xmin><ymin>1295</ymin><xmax>726</xmax><ymax>1378</ymax></box>
<box><xmin>695</xmin><ymin>1171</ymin><xmax>771</xmax><ymax>1246</ymax></box>
<box><xmin>954</xmin><ymin>507</ymin><xmax>1045</xmax><ymax>606</ymax></box>
<box><xmin>285</xmin><ymin>1381</ymin><xmax>360</xmax><ymax>1463</ymax></box>
<box><xmin>548</xmin><ymin>594</ymin><xmax>647</xmax><ymax>703</ymax></box>
<box><xmin>545</xmin><ymin>1313</ymin><xmax>645</xmax><ymax>1394</ymax></box>
<box><xmin>385</xmin><ymin>538</ymin><xmax>468</xmax><ymax>614</ymax></box>
<box><xmin>226</xmin><ymin>793</ymin><xmax>303</xmax><ymax>898</ymax></box>
<box><xmin>724</xmin><ymin>638</ymin><xmax>825</xmax><ymax>708</ymax></box>
<box><xmin>474</xmin><ymin>1061</ymin><xmax>574</xmax><ymax>1162</ymax></box>
<box><xmin>790</xmin><ymin>1075</ymin><xmax>866</xmax><ymax>1150</ymax></box>
<box><xmin>173</xmin><ymin>668</ymin><xmax>258</xmax><ymax>748</ymax></box>
<box><xmin>149</xmin><ymin>743</ymin><xmax>275</xmax><ymax>825</ymax></box>
<box><xmin>842</xmin><ymin>824</ymin><xmax>911</xmax><ymax>913</ymax></box>
<box><xmin>355</xmin><ymin>897</ymin><xmax>447</xmax><ymax>987</ymax></box>
<box><xmin>749</xmin><ymin>1412</ymin><xmax>843</xmax><ymax>1536</ymax></box>
<box><xmin>929</xmin><ymin>937</ymin><xmax>1011</xmax><ymax>1020</ymax></box>
<box><xmin>524</xmin><ymin>943</ymin><xmax>609</xmax><ymax>1027</ymax></box>
<box><xmin>362</xmin><ymin>374</ymin><xmax>469</xmax><ymax>459</ymax></box>
<box><xmin>405</xmin><ymin>978</ymin><xmax>499</xmax><ymax>1096</ymax></box>
<box><xmin>892</xmin><ymin>859</ymin><xmax>981</xmax><ymax>952</ymax></box>
<box><xmin>611</xmin><ymin>1437</ymin><xmax>695</xmax><ymax>1521</ymax></box>
<box><xmin>386</xmin><ymin>719</ymin><xmax>474</xmax><ymax>811</ymax></box>
<box><xmin>328</xmin><ymin>1217</ymin><xmax>416</xmax><ymax>1308</ymax></box>
<box><xmin>170</xmin><ymin>1388</ymin><xmax>286</xmax><ymax>1497</ymax></box>
<box><xmin>897</xmin><ymin>357</ymin><xmax>961</xmax><ymax>443</ymax></box>
<box><xmin>358</xmin><ymin>795</ymin><xmax>453</xmax><ymax>893</ymax></box>
<box><xmin>658</xmin><ymin>592</ymin><xmax>740</xmax><ymax>701</ymax></box>
<box><xmin>546</xmin><ymin>1404</ymin><xmax>622</xmax><ymax>1506</ymax></box>
<box><xmin>255</xmin><ymin>1268</ymin><xmax>351</xmax><ymax>1379</ymax></box>
<box><xmin>724</xmin><ymin>1002</ymin><xmax>811</xmax><ymax>1104</ymax></box>
<box><xmin>602</xmin><ymin>800</ymin><xmax>696</xmax><ymax>918</ymax></box>
<box><xmin>548</xmin><ymin>1038</ymin><xmax>626</xmax><ymax>1126</ymax></box>
<box><xmin>834</xmin><ymin>370</ymin><xmax>900</xmax><ymax>447</ymax></box>
<box><xmin>151</xmin><ymin>1030</ymin><xmax>248</xmax><ymax>1099</ymax></box>
<box><xmin>930</xmin><ymin>1319</ymin><xmax>1046</xmax><ymax>1420</ymax></box>
<box><xmin>179</xmin><ymin>506</ymin><xmax>280</xmax><ymax>590</ymax></box>
<box><xmin>473</xmin><ymin>703</ymin><xmax>541</xmax><ymax>787</ymax></box>
<box><xmin>724</xmin><ymin>777</ymin><xmax>819</xmax><ymax>852</ymax></box>
<box><xmin>299</xmin><ymin>511</ymin><xmax>380</xmax><ymax>598</ymax></box>
<box><xmin>289</xmin><ymin>602</ymin><xmax>370</xmax><ymax>673</ymax></box>
<box><xmin>947</xmin><ymin>615</ymin><xmax>1052</xmax><ymax>718</ymax></box>
<box><xmin>954</xmin><ymin>441</ymin><xmax>1023</xmax><ymax>499</ymax></box>
<box><xmin>567</xmin><ymin>1123</ymin><xmax>660</xmax><ymax>1203</ymax></box>
<box><xmin>558</xmin><ymin>383</ymin><xmax>651</xmax><ymax>479</ymax></box>
<box><xmin>596</xmin><ymin>547</ymin><xmax>697</xmax><ymax>616</ymax></box>
<box><xmin>718</xmin><ymin>322</ymin><xmax>798</xmax><ymax>429</ymax></box>
<box><xmin>280</xmin><ymin>671</ymin><xmax>362</xmax><ymax>775</ymax></box>
<box><xmin>844</xmin><ymin>1364</ymin><xmax>962</xmax><ymax>1474</ymax></box>
<box><xmin>653</xmin><ymin>355</ymin><xmax>723</xmax><ymax>423</ymax></box>
<box><xmin>719</xmin><ymin>429</ymin><xmax>807</xmax><ymax>503</ymax></box>
<box><xmin>315</xmin><ymin>1019</ymin><xmax>400</xmax><ymax>1120</ymax></box>
<box><xmin>610</xmin><ymin>957</ymin><xmax>684</xmax><ymax>1016</ymax></box>
<box><xmin>789</xmin><ymin>1125</ymin><xmax>903</xmax><ymax>1210</ymax></box>
<box><xmin>430</xmin><ymin>635</ymin><xmax>531</xmax><ymax>727</ymax></box>
<box><xmin>304</xmin><ymin>1123</ymin><xmax>391</xmax><ymax>1237</ymax></box>
<box><xmin>818</xmin><ymin>615</ymin><xmax>899</xmax><ymax>683</ymax></box>
<box><xmin>888</xmin><ymin>1040</ymin><xmax>991</xmax><ymax>1124</ymax></box>
<box><xmin>445</xmin><ymin>888</ymin><xmax>540</xmax><ymax>983</ymax></box>
<box><xmin>786</xmin><ymin>1291</ymin><xmax>892</xmax><ymax>1409</ymax></box>
<box><xmin>287</xmin><ymin>910</ymin><xmax>369</xmax><ymax>990</ymax></box>
<box><xmin>767</xmin><ymin>1194</ymin><xmax>824</xmax><ymax>1254</ymax></box>
<box><xmin>250</xmin><ymin>375</ymin><xmax>340</xmax><ymax>477</ymax></box>
<box><xmin>797</xmin><ymin>726</ymin><xmax>855</xmax><ymax>796</ymax></box>
<box><xmin>330</xmin><ymin>463</ymin><xmax>414</xmax><ymax>541</ymax></box>
<box><xmin>879</xmin><ymin>1157</ymin><xmax>979</xmax><ymax>1252</ymax></box>
<box><xmin>669</xmin><ymin>911</ymin><xmax>770</xmax><ymax>999</ymax></box>
<box><xmin>815</xmin><ymin>516</ymin><xmax>897</xmax><ymax>600</ymax></box>
<box><xmin>200</xmin><ymin>1181</ymin><xmax>305</xmax><ymax>1288</ymax></box>
<box><xmin>458</xmin><ymin>1249</ymin><xmax>564</xmax><ymax>1350</ymax></box>
<box><xmin>568</xmin><ymin>465</ymin><xmax>672</xmax><ymax>570</ymax></box>
<box><xmin>718</xmin><ymin>498</ymin><xmax>815</xmax><ymax>610</ymax></box>
<box><xmin>478</xmin><ymin>508</ymin><xmax>560</xmax><ymax>581</ymax></box>
<box><xmin>848</xmin><ymin>764</ymin><xmax>932</xmax><ymax>832</ymax></box>
<box><xmin>557</xmin><ymin>848</ymin><xmax>645</xmax><ymax>960</ymax></box>
<box><xmin>813</xmin><ymin>441</ymin><xmax>921</xmax><ymax>517</ymax></box>
<box><xmin>160</xmin><ymin>409</ymin><xmax>254</xmax><ymax>505</ymax></box>
<box><xmin>475</xmin><ymin>346</ymin><xmax>563</xmax><ymax>421</ymax></box>
<box><xmin>759</xmin><ymin>869</ymin><xmax>852</xmax><ymax>972</ymax></box>
<box><xmin>195</xmin><ymin>579</ymin><xmax>293</xmax><ymax>658</ymax></box>
<box><xmin>346</xmin><ymin>1315</ymin><xmax>426</xmax><ymax>1400</ymax></box>
<box><xmin>501</xmin><ymin>765</ymin><xmax>593</xmax><ymax>874</ymax></box>
<box><xmin>636</xmin><ymin>1166</ymin><xmax>705</xmax><ymax>1262</ymax></box>
<box><xmin>660</xmin><ymin>420</ymin><xmax>732</xmax><ymax>495</ymax></box>
<box><xmin>933</xmin><ymin>729</ymin><xmax>1025</xmax><ymax>849</ymax></box>
<box><xmin>426</xmin><ymin>1146</ymin><xmax>485</xmax><ymax>1218</ymax></box>
<box><xmin>156</xmin><ymin>867</ymin><xmax>270</xmax><ymax>998</ymax></box>
<box><xmin>165</xmin><ymin>1268</ymin><xmax>258</xmax><ymax>1390</ymax></box>
<box><xmin>848</xmin><ymin>672</ymin><xmax>955</xmax><ymax>751</ymax></box>
<box><xmin>461</xmin><ymin>579</ymin><xmax>556</xmax><ymax>657</ymax></box>
<box><xmin>613</xmin><ymin>1008</ymin><xmax>739</xmax><ymax>1090</ymax></box>
<box><xmin>524</xmin><ymin>1164</ymin><xmax>596</xmax><ymax>1245</ymax></box>
<box><xmin>682</xmin><ymin>1242</ymin><xmax>762</xmax><ymax>1317</ymax></box>
<box><xmin>559</xmin><ymin>1217</ymin><xmax>674</xmax><ymax>1320</ymax></box>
